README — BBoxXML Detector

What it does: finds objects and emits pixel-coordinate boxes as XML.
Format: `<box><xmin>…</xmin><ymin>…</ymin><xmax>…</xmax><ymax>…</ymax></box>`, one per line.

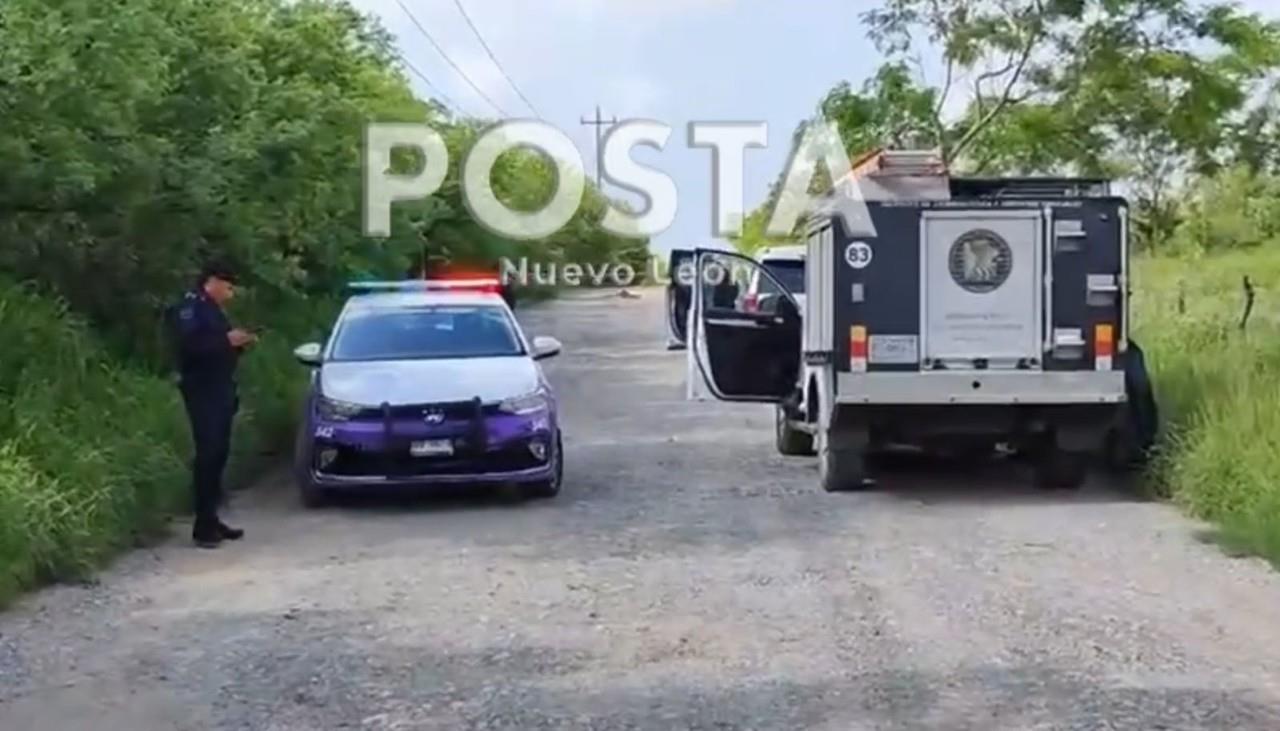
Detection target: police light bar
<box><xmin>346</xmin><ymin>279</ymin><xmax>504</xmax><ymax>294</ymax></box>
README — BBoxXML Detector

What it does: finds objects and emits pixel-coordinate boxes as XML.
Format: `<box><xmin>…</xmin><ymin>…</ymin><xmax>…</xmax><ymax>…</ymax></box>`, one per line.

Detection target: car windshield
<box><xmin>761</xmin><ymin>260</ymin><xmax>805</xmax><ymax>294</ymax></box>
<box><xmin>329</xmin><ymin>304</ymin><xmax>524</xmax><ymax>361</ymax></box>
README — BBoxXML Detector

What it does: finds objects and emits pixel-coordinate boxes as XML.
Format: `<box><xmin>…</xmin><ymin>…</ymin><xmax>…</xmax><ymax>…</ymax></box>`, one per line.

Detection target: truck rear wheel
<box><xmin>1034</xmin><ymin>446</ymin><xmax>1088</xmax><ymax>490</ymax></box>
<box><xmin>1107</xmin><ymin>339</ymin><xmax>1159</xmax><ymax>473</ymax></box>
<box><xmin>819</xmin><ymin>439</ymin><xmax>869</xmax><ymax>492</ymax></box>
<box><xmin>1104</xmin><ymin>423</ymin><xmax>1146</xmax><ymax>473</ymax></box>
<box><xmin>775</xmin><ymin>405</ymin><xmax>815</xmax><ymax>456</ymax></box>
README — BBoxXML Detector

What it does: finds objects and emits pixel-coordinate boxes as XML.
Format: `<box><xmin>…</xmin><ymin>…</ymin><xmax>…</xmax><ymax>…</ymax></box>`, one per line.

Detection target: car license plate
<box><xmin>869</xmin><ymin>335</ymin><xmax>919</xmax><ymax>364</ymax></box>
<box><xmin>410</xmin><ymin>439</ymin><xmax>454</xmax><ymax>457</ymax></box>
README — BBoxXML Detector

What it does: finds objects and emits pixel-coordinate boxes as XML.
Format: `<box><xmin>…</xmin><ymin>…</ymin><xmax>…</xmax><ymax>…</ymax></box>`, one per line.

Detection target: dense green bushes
<box><xmin>0</xmin><ymin>0</ymin><xmax>647</xmax><ymax>348</ymax></box>
<box><xmin>0</xmin><ymin>280</ymin><xmax>339</xmax><ymax>605</ymax></box>
<box><xmin>0</xmin><ymin>0</ymin><xmax>646</xmax><ymax>603</ymax></box>
<box><xmin>1135</xmin><ymin>249</ymin><xmax>1280</xmax><ymax>565</ymax></box>
<box><xmin>0</xmin><ymin>282</ymin><xmax>187</xmax><ymax>601</ymax></box>
<box><xmin>1169</xmin><ymin>167</ymin><xmax>1280</xmax><ymax>253</ymax></box>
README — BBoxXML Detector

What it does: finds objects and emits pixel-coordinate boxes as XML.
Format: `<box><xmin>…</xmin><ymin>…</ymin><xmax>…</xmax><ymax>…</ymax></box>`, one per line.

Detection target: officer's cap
<box><xmin>198</xmin><ymin>260</ymin><xmax>239</xmax><ymax>285</ymax></box>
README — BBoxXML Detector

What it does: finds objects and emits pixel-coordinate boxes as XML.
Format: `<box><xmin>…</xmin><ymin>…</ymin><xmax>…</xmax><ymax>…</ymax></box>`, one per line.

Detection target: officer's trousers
<box><xmin>180</xmin><ymin>380</ymin><xmax>237</xmax><ymax>534</ymax></box>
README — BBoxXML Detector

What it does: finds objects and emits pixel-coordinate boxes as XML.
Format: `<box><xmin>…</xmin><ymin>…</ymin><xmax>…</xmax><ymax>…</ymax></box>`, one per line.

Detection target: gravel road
<box><xmin>4</xmin><ymin>291</ymin><xmax>1280</xmax><ymax>730</ymax></box>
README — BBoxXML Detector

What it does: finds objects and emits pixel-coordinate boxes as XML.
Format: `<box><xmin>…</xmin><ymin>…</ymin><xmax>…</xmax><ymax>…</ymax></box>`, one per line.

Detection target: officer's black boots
<box><xmin>193</xmin><ymin>527</ymin><xmax>222</xmax><ymax>549</ymax></box>
<box><xmin>192</xmin><ymin>522</ymin><xmax>243</xmax><ymax>548</ymax></box>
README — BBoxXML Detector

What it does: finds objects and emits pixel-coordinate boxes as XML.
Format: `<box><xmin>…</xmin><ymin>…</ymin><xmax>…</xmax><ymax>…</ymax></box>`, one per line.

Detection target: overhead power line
<box><xmin>393</xmin><ymin>0</ymin><xmax>510</xmax><ymax>118</ymax></box>
<box><xmin>449</xmin><ymin>0</ymin><xmax>542</xmax><ymax>118</ymax></box>
<box><xmin>394</xmin><ymin>51</ymin><xmax>469</xmax><ymax>118</ymax></box>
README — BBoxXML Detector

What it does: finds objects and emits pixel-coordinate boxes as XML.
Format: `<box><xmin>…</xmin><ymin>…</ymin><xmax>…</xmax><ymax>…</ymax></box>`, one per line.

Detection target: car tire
<box><xmin>525</xmin><ymin>433</ymin><xmax>563</xmax><ymax>499</ymax></box>
<box><xmin>1034</xmin><ymin>446</ymin><xmax>1088</xmax><ymax>490</ymax></box>
<box><xmin>775</xmin><ymin>404</ymin><xmax>815</xmax><ymax>456</ymax></box>
<box><xmin>293</xmin><ymin>427</ymin><xmax>329</xmax><ymax>508</ymax></box>
<box><xmin>819</xmin><ymin>434</ymin><xmax>870</xmax><ymax>493</ymax></box>
<box><xmin>300</xmin><ymin>480</ymin><xmax>330</xmax><ymax>509</ymax></box>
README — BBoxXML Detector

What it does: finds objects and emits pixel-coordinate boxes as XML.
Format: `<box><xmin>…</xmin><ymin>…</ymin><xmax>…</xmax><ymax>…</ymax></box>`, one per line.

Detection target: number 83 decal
<box><xmin>844</xmin><ymin>241</ymin><xmax>873</xmax><ymax>269</ymax></box>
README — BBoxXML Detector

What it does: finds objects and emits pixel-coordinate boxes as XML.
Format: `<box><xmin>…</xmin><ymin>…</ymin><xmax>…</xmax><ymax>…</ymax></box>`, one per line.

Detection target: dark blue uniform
<box><xmin>171</xmin><ymin>290</ymin><xmax>241</xmax><ymax>538</ymax></box>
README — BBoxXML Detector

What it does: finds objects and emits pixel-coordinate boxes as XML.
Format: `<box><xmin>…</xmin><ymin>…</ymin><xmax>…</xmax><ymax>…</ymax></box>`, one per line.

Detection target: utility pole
<box><xmin>580</xmin><ymin>104</ymin><xmax>618</xmax><ymax>189</ymax></box>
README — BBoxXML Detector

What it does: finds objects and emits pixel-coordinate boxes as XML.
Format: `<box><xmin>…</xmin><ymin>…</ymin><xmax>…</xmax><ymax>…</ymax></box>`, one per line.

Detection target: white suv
<box><xmin>742</xmin><ymin>245</ymin><xmax>805</xmax><ymax>314</ymax></box>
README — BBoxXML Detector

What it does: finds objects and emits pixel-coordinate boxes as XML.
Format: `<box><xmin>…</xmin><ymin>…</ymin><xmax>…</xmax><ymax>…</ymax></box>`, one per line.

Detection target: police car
<box><xmin>291</xmin><ymin>278</ymin><xmax>563</xmax><ymax>506</ymax></box>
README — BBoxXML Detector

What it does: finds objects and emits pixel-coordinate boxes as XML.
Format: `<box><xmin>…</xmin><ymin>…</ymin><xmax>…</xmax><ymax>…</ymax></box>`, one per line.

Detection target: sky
<box><xmin>352</xmin><ymin>0</ymin><xmax>1279</xmax><ymax>257</ymax></box>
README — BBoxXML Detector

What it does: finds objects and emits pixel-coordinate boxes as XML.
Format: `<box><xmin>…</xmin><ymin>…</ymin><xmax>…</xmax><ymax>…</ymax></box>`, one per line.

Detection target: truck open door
<box><xmin>690</xmin><ymin>249</ymin><xmax>802</xmax><ymax>402</ymax></box>
<box><xmin>666</xmin><ymin>248</ymin><xmax>694</xmax><ymax>349</ymax></box>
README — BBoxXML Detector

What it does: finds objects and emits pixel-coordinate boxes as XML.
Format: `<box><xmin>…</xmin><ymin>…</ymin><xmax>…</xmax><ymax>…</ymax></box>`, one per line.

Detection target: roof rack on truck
<box><xmin>949</xmin><ymin>177</ymin><xmax>1112</xmax><ymax>199</ymax></box>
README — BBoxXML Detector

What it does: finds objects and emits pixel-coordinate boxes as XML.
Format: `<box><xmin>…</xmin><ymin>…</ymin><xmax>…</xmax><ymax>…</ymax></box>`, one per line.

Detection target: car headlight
<box><xmin>498</xmin><ymin>391</ymin><xmax>548</xmax><ymax>415</ymax></box>
<box><xmin>316</xmin><ymin>395</ymin><xmax>366</xmax><ymax>422</ymax></box>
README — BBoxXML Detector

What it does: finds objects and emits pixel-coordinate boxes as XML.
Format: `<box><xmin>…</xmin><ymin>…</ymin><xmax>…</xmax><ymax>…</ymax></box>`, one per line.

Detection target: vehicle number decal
<box><xmin>845</xmin><ymin>242</ymin><xmax>873</xmax><ymax>269</ymax></box>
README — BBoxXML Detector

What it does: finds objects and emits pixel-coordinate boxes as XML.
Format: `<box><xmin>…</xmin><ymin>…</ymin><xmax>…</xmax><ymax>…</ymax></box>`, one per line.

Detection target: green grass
<box><xmin>1134</xmin><ymin>247</ymin><xmax>1280</xmax><ymax>566</ymax></box>
<box><xmin>0</xmin><ymin>280</ymin><xmax>335</xmax><ymax>607</ymax></box>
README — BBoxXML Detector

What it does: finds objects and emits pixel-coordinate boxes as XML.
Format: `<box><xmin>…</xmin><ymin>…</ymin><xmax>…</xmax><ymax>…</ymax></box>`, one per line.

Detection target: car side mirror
<box><xmin>293</xmin><ymin>342</ymin><xmax>323</xmax><ymax>367</ymax></box>
<box><xmin>531</xmin><ymin>336</ymin><xmax>562</xmax><ymax>360</ymax></box>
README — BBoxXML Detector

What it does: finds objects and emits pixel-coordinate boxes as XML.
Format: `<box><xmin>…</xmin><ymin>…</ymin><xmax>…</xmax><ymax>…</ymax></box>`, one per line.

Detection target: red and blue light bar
<box><xmin>346</xmin><ymin>278</ymin><xmax>504</xmax><ymax>295</ymax></box>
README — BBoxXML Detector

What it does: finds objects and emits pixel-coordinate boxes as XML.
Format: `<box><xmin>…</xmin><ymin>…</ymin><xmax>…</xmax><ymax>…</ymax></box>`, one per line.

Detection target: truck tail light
<box><xmin>1094</xmin><ymin>323</ymin><xmax>1114</xmax><ymax>370</ymax></box>
<box><xmin>850</xmin><ymin>325</ymin><xmax>868</xmax><ymax>372</ymax></box>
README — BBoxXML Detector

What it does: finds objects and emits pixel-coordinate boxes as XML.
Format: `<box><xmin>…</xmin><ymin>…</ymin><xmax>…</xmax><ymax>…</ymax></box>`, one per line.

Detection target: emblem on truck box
<box><xmin>949</xmin><ymin>229</ymin><xmax>1012</xmax><ymax>294</ymax></box>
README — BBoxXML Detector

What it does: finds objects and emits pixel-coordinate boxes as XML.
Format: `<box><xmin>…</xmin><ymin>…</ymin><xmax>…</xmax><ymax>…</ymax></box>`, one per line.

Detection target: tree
<box><xmin>820</xmin><ymin>64</ymin><xmax>941</xmax><ymax>153</ymax></box>
<box><xmin>0</xmin><ymin>0</ymin><xmax>649</xmax><ymax>354</ymax></box>
<box><xmin>860</xmin><ymin>0</ymin><xmax>1066</xmax><ymax>166</ymax></box>
<box><xmin>763</xmin><ymin>0</ymin><xmax>1280</xmax><ymax>249</ymax></box>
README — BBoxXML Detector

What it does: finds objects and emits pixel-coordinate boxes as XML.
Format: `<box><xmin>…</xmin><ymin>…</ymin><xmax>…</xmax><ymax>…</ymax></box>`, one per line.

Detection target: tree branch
<box><xmin>976</xmin><ymin>54</ymin><xmax>1021</xmax><ymax>89</ymax></box>
<box><xmin>933</xmin><ymin>55</ymin><xmax>956</xmax><ymax>162</ymax></box>
<box><xmin>971</xmin><ymin>52</ymin><xmax>1017</xmax><ymax>127</ymax></box>
<box><xmin>950</xmin><ymin>18</ymin><xmax>1041</xmax><ymax>163</ymax></box>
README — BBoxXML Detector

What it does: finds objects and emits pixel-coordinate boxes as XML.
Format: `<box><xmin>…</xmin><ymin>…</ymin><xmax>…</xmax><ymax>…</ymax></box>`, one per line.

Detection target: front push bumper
<box><xmin>305</xmin><ymin>410</ymin><xmax>558</xmax><ymax>487</ymax></box>
<box><xmin>311</xmin><ymin>461</ymin><xmax>556</xmax><ymax>487</ymax></box>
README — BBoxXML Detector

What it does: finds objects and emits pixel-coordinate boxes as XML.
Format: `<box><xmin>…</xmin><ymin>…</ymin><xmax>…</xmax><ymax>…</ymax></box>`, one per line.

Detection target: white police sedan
<box><xmin>291</xmin><ymin>280</ymin><xmax>563</xmax><ymax>506</ymax></box>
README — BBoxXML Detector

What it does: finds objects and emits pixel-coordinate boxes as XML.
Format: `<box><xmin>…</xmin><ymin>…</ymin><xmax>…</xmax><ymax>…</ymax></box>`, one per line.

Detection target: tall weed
<box><xmin>1135</xmin><ymin>250</ymin><xmax>1280</xmax><ymax>565</ymax></box>
<box><xmin>0</xmin><ymin>280</ymin><xmax>333</xmax><ymax>606</ymax></box>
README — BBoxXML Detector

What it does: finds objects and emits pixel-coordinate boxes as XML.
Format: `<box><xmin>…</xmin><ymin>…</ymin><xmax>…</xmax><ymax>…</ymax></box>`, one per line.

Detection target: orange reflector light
<box><xmin>850</xmin><ymin>325</ymin><xmax>868</xmax><ymax>371</ymax></box>
<box><xmin>1094</xmin><ymin>323</ymin><xmax>1114</xmax><ymax>370</ymax></box>
<box><xmin>850</xmin><ymin>326</ymin><xmax>868</xmax><ymax>356</ymax></box>
<box><xmin>1094</xmin><ymin>324</ymin><xmax>1114</xmax><ymax>356</ymax></box>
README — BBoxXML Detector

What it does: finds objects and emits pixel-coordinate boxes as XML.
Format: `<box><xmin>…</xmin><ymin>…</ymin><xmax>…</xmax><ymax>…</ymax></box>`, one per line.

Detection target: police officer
<box><xmin>171</xmin><ymin>261</ymin><xmax>256</xmax><ymax>548</ymax></box>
